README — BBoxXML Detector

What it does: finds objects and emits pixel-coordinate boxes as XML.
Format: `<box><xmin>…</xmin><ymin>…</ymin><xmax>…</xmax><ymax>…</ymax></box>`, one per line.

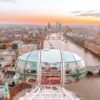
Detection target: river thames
<box><xmin>44</xmin><ymin>33</ymin><xmax>100</xmax><ymax>100</ymax></box>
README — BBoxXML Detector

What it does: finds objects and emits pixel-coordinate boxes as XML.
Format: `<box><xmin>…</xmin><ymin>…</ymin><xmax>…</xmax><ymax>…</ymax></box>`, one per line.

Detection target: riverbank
<box><xmin>2</xmin><ymin>33</ymin><xmax>100</xmax><ymax>100</ymax></box>
<box><xmin>66</xmin><ymin>36</ymin><xmax>100</xmax><ymax>57</ymax></box>
<box><xmin>84</xmin><ymin>41</ymin><xmax>100</xmax><ymax>57</ymax></box>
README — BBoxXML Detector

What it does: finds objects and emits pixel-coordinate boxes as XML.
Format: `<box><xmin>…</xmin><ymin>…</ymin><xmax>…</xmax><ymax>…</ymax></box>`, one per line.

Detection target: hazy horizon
<box><xmin>0</xmin><ymin>0</ymin><xmax>100</xmax><ymax>24</ymax></box>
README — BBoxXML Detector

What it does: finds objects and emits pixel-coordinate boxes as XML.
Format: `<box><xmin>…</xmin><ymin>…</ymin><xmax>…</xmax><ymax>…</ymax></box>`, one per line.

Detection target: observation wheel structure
<box><xmin>16</xmin><ymin>49</ymin><xmax>86</xmax><ymax>85</ymax></box>
<box><xmin>15</xmin><ymin>49</ymin><xmax>86</xmax><ymax>100</ymax></box>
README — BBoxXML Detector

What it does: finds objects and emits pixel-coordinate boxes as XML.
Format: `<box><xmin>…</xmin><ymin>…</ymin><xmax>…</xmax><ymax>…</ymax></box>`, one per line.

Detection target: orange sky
<box><xmin>0</xmin><ymin>13</ymin><xmax>100</xmax><ymax>24</ymax></box>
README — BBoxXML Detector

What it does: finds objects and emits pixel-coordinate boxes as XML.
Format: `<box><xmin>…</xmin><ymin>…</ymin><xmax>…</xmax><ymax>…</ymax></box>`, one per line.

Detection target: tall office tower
<box><xmin>47</xmin><ymin>22</ymin><xmax>51</xmax><ymax>29</ymax></box>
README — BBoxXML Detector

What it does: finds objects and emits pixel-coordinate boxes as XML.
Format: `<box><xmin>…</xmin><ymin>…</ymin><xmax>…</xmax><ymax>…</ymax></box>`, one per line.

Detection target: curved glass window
<box><xmin>15</xmin><ymin>49</ymin><xmax>86</xmax><ymax>85</ymax></box>
<box><xmin>41</xmin><ymin>62</ymin><xmax>61</xmax><ymax>85</ymax></box>
<box><xmin>77</xmin><ymin>60</ymin><xmax>85</xmax><ymax>69</ymax></box>
<box><xmin>16</xmin><ymin>60</ymin><xmax>37</xmax><ymax>85</ymax></box>
<box><xmin>65</xmin><ymin>62</ymin><xmax>77</xmax><ymax>75</ymax></box>
<box><xmin>16</xmin><ymin>60</ymin><xmax>26</xmax><ymax>73</ymax></box>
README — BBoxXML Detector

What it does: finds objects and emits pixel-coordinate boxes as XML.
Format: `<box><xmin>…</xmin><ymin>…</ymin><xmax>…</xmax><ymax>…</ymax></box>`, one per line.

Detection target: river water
<box><xmin>44</xmin><ymin>34</ymin><xmax>100</xmax><ymax>66</ymax></box>
<box><xmin>44</xmin><ymin>33</ymin><xmax>100</xmax><ymax>100</ymax></box>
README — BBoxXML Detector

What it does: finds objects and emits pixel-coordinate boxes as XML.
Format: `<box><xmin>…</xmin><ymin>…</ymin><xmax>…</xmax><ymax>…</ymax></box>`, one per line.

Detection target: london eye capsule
<box><xmin>15</xmin><ymin>49</ymin><xmax>87</xmax><ymax>85</ymax></box>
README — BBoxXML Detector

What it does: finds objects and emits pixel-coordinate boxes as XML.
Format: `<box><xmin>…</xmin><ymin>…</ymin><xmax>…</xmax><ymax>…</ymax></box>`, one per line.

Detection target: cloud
<box><xmin>71</xmin><ymin>10</ymin><xmax>100</xmax><ymax>17</ymax></box>
<box><xmin>77</xmin><ymin>12</ymin><xmax>100</xmax><ymax>17</ymax></box>
<box><xmin>0</xmin><ymin>0</ymin><xmax>16</xmax><ymax>3</ymax></box>
<box><xmin>71</xmin><ymin>11</ymin><xmax>81</xmax><ymax>14</ymax></box>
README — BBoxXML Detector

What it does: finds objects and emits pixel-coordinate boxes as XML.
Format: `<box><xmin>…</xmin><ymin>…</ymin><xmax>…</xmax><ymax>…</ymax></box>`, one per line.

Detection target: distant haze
<box><xmin>0</xmin><ymin>0</ymin><xmax>100</xmax><ymax>24</ymax></box>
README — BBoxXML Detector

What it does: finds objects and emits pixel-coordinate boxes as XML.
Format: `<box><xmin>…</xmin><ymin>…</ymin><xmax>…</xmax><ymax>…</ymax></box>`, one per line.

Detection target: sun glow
<box><xmin>0</xmin><ymin>13</ymin><xmax>100</xmax><ymax>24</ymax></box>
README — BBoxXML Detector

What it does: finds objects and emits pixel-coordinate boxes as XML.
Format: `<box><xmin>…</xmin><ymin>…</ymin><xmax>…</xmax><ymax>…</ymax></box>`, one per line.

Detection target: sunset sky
<box><xmin>0</xmin><ymin>0</ymin><xmax>100</xmax><ymax>24</ymax></box>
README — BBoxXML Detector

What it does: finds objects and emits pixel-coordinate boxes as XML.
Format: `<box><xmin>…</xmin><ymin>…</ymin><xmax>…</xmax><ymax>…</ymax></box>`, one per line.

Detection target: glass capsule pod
<box><xmin>15</xmin><ymin>49</ymin><xmax>87</xmax><ymax>85</ymax></box>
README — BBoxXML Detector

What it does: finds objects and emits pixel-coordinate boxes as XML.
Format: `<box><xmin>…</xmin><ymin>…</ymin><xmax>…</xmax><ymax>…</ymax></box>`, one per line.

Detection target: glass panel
<box><xmin>63</xmin><ymin>51</ymin><xmax>81</xmax><ymax>63</ymax></box>
<box><xmin>41</xmin><ymin>49</ymin><xmax>61</xmax><ymax>63</ymax></box>
<box><xmin>65</xmin><ymin>62</ymin><xmax>77</xmax><ymax>75</ymax></box>
<box><xmin>65</xmin><ymin>62</ymin><xmax>77</xmax><ymax>82</ymax></box>
<box><xmin>77</xmin><ymin>60</ymin><xmax>85</xmax><ymax>69</ymax></box>
<box><xmin>16</xmin><ymin>60</ymin><xmax>26</xmax><ymax>73</ymax></box>
<box><xmin>16</xmin><ymin>59</ymin><xmax>37</xmax><ymax>85</ymax></box>
<box><xmin>41</xmin><ymin>62</ymin><xmax>61</xmax><ymax>85</ymax></box>
<box><xmin>64</xmin><ymin>61</ymin><xmax>86</xmax><ymax>82</ymax></box>
<box><xmin>32</xmin><ymin>62</ymin><xmax>37</xmax><ymax>70</ymax></box>
<box><xmin>19</xmin><ymin>51</ymin><xmax>39</xmax><ymax>62</ymax></box>
<box><xmin>25</xmin><ymin>62</ymin><xmax>33</xmax><ymax>73</ymax></box>
<box><xmin>63</xmin><ymin>52</ymin><xmax>74</xmax><ymax>62</ymax></box>
<box><xmin>24</xmin><ymin>61</ymin><xmax>37</xmax><ymax>75</ymax></box>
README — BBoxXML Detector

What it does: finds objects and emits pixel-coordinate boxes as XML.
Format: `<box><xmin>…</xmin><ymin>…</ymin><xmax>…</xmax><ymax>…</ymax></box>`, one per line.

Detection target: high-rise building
<box><xmin>56</xmin><ymin>22</ymin><xmax>62</xmax><ymax>32</ymax></box>
<box><xmin>47</xmin><ymin>22</ymin><xmax>51</xmax><ymax>29</ymax></box>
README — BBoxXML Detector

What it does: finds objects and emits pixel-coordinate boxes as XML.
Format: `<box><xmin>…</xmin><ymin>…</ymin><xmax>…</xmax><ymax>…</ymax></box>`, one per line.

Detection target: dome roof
<box><xmin>18</xmin><ymin>49</ymin><xmax>82</xmax><ymax>63</ymax></box>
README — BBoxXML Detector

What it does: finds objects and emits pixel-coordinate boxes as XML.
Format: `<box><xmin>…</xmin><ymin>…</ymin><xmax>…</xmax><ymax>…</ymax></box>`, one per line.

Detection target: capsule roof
<box><xmin>18</xmin><ymin>49</ymin><xmax>82</xmax><ymax>63</ymax></box>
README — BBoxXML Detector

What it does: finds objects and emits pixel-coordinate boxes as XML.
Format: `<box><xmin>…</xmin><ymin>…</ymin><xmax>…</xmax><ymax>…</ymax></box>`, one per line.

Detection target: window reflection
<box><xmin>65</xmin><ymin>62</ymin><xmax>76</xmax><ymax>74</ymax></box>
<box><xmin>41</xmin><ymin>62</ymin><xmax>61</xmax><ymax>85</ymax></box>
<box><xmin>16</xmin><ymin>60</ymin><xmax>37</xmax><ymax>85</ymax></box>
<box><xmin>77</xmin><ymin>60</ymin><xmax>85</xmax><ymax>69</ymax></box>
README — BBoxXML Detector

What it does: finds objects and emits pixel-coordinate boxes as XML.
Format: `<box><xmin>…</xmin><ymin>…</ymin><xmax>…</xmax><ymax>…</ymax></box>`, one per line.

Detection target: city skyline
<box><xmin>0</xmin><ymin>0</ymin><xmax>100</xmax><ymax>24</ymax></box>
